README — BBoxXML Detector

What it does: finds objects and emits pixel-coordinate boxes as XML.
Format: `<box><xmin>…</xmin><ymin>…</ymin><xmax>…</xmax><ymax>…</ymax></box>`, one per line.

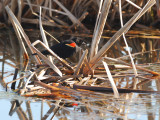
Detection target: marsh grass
<box><xmin>1</xmin><ymin>0</ymin><xmax>160</xmax><ymax>119</ymax></box>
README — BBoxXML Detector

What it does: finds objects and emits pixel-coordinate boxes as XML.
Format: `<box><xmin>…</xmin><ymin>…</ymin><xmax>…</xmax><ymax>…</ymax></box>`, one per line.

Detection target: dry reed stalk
<box><xmin>49</xmin><ymin>100</ymin><xmax>63</xmax><ymax>120</ymax></box>
<box><xmin>49</xmin><ymin>0</ymin><xmax>52</xmax><ymax>17</ymax></box>
<box><xmin>42</xmin><ymin>12</ymin><xmax>67</xmax><ymax>27</ymax></box>
<box><xmin>9</xmin><ymin>101</ymin><xmax>22</xmax><ymax>116</ymax></box>
<box><xmin>102</xmin><ymin>61</ymin><xmax>119</xmax><ymax>98</ymax></box>
<box><xmin>49</xmin><ymin>106</ymin><xmax>61</xmax><ymax>120</ymax></box>
<box><xmin>42</xmin><ymin>0</ymin><xmax>49</xmax><ymax>17</ymax></box>
<box><xmin>53</xmin><ymin>0</ymin><xmax>89</xmax><ymax>32</ymax></box>
<box><xmin>26</xmin><ymin>101</ymin><xmax>33</xmax><ymax>120</ymax></box>
<box><xmin>84</xmin><ymin>58</ymin><xmax>93</xmax><ymax>77</ymax></box>
<box><xmin>0</xmin><ymin>54</ymin><xmax>16</xmax><ymax>64</ymax></box>
<box><xmin>132</xmin><ymin>76</ymin><xmax>153</xmax><ymax>87</ymax></box>
<box><xmin>21</xmin><ymin>18</ymin><xmax>58</xmax><ymax>27</ymax></box>
<box><xmin>42</xmin><ymin>100</ymin><xmax>62</xmax><ymax>120</ymax></box>
<box><xmin>70</xmin><ymin>0</ymin><xmax>91</xmax><ymax>17</ymax></box>
<box><xmin>2</xmin><ymin>61</ymin><xmax>17</xmax><ymax>68</ymax></box>
<box><xmin>26</xmin><ymin>0</ymin><xmax>34</xmax><ymax>14</ymax></box>
<box><xmin>24</xmin><ymin>0</ymin><xmax>44</xmax><ymax>17</ymax></box>
<box><xmin>42</xmin><ymin>105</ymin><xmax>55</xmax><ymax>120</ymax></box>
<box><xmin>17</xmin><ymin>0</ymin><xmax>23</xmax><ymax>22</ymax></box>
<box><xmin>6</xmin><ymin>75</ymin><xmax>29</xmax><ymax>88</ymax></box>
<box><xmin>52</xmin><ymin>16</ymin><xmax>69</xmax><ymax>26</ymax></box>
<box><xmin>77</xmin><ymin>11</ymin><xmax>89</xmax><ymax>22</ymax></box>
<box><xmin>6</xmin><ymin>7</ymin><xmax>29</xmax><ymax>61</ymax></box>
<box><xmin>69</xmin><ymin>11</ymin><xmax>88</xmax><ymax>29</ymax></box>
<box><xmin>74</xmin><ymin>49</ymin><xmax>88</xmax><ymax>75</ymax></box>
<box><xmin>37</xmin><ymin>68</ymin><xmax>48</xmax><ymax>79</ymax></box>
<box><xmin>16</xmin><ymin>105</ymin><xmax>29</xmax><ymax>119</ymax></box>
<box><xmin>1</xmin><ymin>55</ymin><xmax>8</xmax><ymax>87</ymax></box>
<box><xmin>73</xmin><ymin>84</ymin><xmax>160</xmax><ymax>93</ymax></box>
<box><xmin>23</xmin><ymin>72</ymin><xmax>36</xmax><ymax>90</ymax></box>
<box><xmin>125</xmin><ymin>0</ymin><xmax>142</xmax><ymax>9</ymax></box>
<box><xmin>110</xmin><ymin>2</ymin><xmax>118</xmax><ymax>22</ymax></box>
<box><xmin>44</xmin><ymin>30</ymin><xmax>60</xmax><ymax>43</ymax></box>
<box><xmin>24</xmin><ymin>2</ymin><xmax>67</xmax><ymax>15</ymax></box>
<box><xmin>11</xmin><ymin>0</ymin><xmax>17</xmax><ymax>15</ymax></box>
<box><xmin>5</xmin><ymin>6</ymin><xmax>42</xmax><ymax>64</ymax></box>
<box><xmin>11</xmin><ymin>68</ymin><xmax>18</xmax><ymax>91</ymax></box>
<box><xmin>25</xmin><ymin>85</ymin><xmax>43</xmax><ymax>91</ymax></box>
<box><xmin>89</xmin><ymin>0</ymin><xmax>112</xmax><ymax>60</ymax></box>
<box><xmin>119</xmin><ymin>0</ymin><xmax>138</xmax><ymax>89</ymax></box>
<box><xmin>104</xmin><ymin>57</ymin><xmax>160</xmax><ymax>75</ymax></box>
<box><xmin>84</xmin><ymin>0</ymin><xmax>156</xmax><ymax>74</ymax></box>
<box><xmin>70</xmin><ymin>0</ymin><xmax>79</xmax><ymax>13</ymax></box>
<box><xmin>39</xmin><ymin>7</ymin><xmax>53</xmax><ymax>63</ymax></box>
<box><xmin>41</xmin><ymin>101</ymin><xmax>43</xmax><ymax>119</ymax></box>
<box><xmin>31</xmin><ymin>40</ymin><xmax>62</xmax><ymax>77</ymax></box>
<box><xmin>41</xmin><ymin>75</ymin><xmax>82</xmax><ymax>83</ymax></box>
<box><xmin>122</xmin><ymin>0</ymin><xmax>135</xmax><ymax>10</ymax></box>
<box><xmin>118</xmin><ymin>48</ymin><xmax>160</xmax><ymax>60</ymax></box>
<box><xmin>34</xmin><ymin>81</ymin><xmax>61</xmax><ymax>91</ymax></box>
<box><xmin>79</xmin><ymin>76</ymin><xmax>90</xmax><ymax>85</ymax></box>
<box><xmin>8</xmin><ymin>30</ymin><xmax>20</xmax><ymax>62</ymax></box>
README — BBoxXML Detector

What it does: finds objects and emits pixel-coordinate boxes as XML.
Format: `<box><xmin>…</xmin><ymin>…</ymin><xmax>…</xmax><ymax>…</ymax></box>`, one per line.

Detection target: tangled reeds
<box><xmin>1</xmin><ymin>0</ymin><xmax>160</xmax><ymax>119</ymax></box>
<box><xmin>0</xmin><ymin>0</ymin><xmax>160</xmax><ymax>29</ymax></box>
<box><xmin>4</xmin><ymin>0</ymin><xmax>160</xmax><ymax>99</ymax></box>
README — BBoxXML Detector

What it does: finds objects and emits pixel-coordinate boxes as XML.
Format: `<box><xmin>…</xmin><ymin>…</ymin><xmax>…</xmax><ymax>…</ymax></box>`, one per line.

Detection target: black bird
<box><xmin>34</xmin><ymin>40</ymin><xmax>76</xmax><ymax>59</ymax></box>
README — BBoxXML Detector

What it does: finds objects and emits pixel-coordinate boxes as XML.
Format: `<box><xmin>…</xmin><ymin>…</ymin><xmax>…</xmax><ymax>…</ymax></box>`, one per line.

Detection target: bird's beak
<box><xmin>66</xmin><ymin>43</ymin><xmax>76</xmax><ymax>48</ymax></box>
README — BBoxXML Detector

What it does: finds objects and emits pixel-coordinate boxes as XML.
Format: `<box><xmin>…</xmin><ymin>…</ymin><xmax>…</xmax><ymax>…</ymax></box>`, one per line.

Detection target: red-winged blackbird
<box><xmin>34</xmin><ymin>40</ymin><xmax>76</xmax><ymax>59</ymax></box>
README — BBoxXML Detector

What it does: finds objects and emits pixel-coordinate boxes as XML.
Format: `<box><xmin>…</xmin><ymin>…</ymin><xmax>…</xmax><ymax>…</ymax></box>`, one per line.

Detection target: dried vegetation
<box><xmin>1</xmin><ymin>0</ymin><xmax>160</xmax><ymax>119</ymax></box>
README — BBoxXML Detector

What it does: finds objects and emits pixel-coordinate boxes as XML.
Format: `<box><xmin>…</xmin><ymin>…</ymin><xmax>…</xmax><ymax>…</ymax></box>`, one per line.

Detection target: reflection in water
<box><xmin>0</xmin><ymin>29</ymin><xmax>160</xmax><ymax>119</ymax></box>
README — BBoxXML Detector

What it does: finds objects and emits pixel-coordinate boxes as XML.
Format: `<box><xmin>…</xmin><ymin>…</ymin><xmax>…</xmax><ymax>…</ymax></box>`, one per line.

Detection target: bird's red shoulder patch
<box><xmin>66</xmin><ymin>42</ymin><xmax>76</xmax><ymax>47</ymax></box>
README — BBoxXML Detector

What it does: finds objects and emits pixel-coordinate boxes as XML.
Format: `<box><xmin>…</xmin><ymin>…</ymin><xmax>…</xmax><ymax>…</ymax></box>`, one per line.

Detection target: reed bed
<box><xmin>1</xmin><ymin>0</ymin><xmax>160</xmax><ymax>119</ymax></box>
<box><xmin>0</xmin><ymin>0</ymin><xmax>159</xmax><ymax>30</ymax></box>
